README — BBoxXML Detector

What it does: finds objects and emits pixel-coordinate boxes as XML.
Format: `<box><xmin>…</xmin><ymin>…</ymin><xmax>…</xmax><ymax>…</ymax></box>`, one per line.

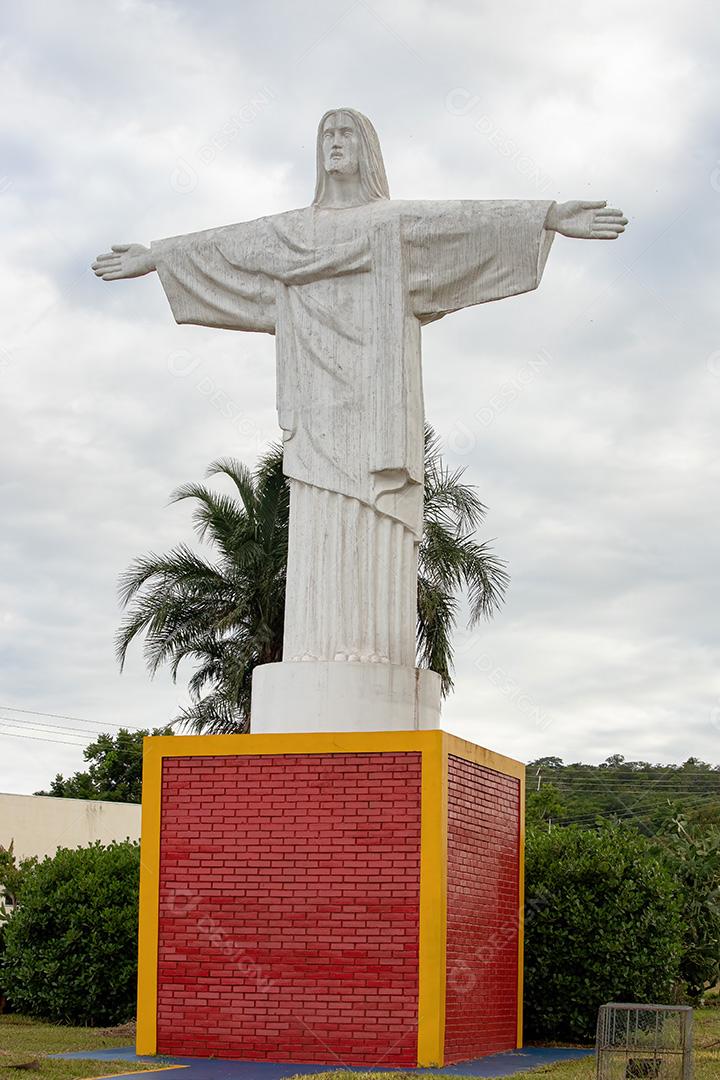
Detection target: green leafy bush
<box><xmin>0</xmin><ymin>920</ymin><xmax>7</xmax><ymax>1011</ymax></box>
<box><xmin>524</xmin><ymin>823</ymin><xmax>685</xmax><ymax>1043</ymax></box>
<box><xmin>1</xmin><ymin>841</ymin><xmax>139</xmax><ymax>1025</ymax></box>
<box><xmin>662</xmin><ymin>819</ymin><xmax>720</xmax><ymax>1001</ymax></box>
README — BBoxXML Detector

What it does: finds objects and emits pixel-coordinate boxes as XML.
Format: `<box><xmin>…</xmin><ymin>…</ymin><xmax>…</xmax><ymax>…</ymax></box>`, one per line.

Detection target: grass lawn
<box><xmin>299</xmin><ymin>1004</ymin><xmax>720</xmax><ymax>1080</ymax></box>
<box><xmin>0</xmin><ymin>1015</ymin><xmax>167</xmax><ymax>1080</ymax></box>
<box><xmin>0</xmin><ymin>1005</ymin><xmax>717</xmax><ymax>1080</ymax></box>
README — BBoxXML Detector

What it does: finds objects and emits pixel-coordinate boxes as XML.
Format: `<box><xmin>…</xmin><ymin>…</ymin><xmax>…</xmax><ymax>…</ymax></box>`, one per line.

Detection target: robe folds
<box><xmin>152</xmin><ymin>199</ymin><xmax>554</xmax><ymax>664</ymax></box>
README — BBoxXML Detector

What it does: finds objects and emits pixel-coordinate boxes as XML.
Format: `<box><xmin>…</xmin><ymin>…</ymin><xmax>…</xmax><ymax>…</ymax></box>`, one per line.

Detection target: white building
<box><xmin>0</xmin><ymin>792</ymin><xmax>141</xmax><ymax>863</ymax></box>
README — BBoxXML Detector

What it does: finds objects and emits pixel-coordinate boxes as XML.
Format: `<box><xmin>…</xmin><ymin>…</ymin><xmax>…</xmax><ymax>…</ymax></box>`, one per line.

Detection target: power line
<box><xmin>0</xmin><ymin>715</ymin><xmax>116</xmax><ymax>741</ymax></box>
<box><xmin>0</xmin><ymin>703</ymin><xmax>150</xmax><ymax>732</ymax></box>
<box><xmin>0</xmin><ymin>729</ymin><xmax>89</xmax><ymax>749</ymax></box>
<box><xmin>0</xmin><ymin>713</ymin><xmax>176</xmax><ymax>744</ymax></box>
<box><xmin>531</xmin><ymin>786</ymin><xmax>720</xmax><ymax>797</ymax></box>
<box><xmin>556</xmin><ymin>794</ymin><xmax>719</xmax><ymax>827</ymax></box>
<box><xmin>534</xmin><ymin>789</ymin><xmax>720</xmax><ymax>798</ymax></box>
<box><xmin>534</xmin><ymin>777</ymin><xmax>720</xmax><ymax>786</ymax></box>
<box><xmin>534</xmin><ymin>781</ymin><xmax>720</xmax><ymax>788</ymax></box>
<box><xmin>0</xmin><ymin>721</ymin><xmax>165</xmax><ymax>754</ymax></box>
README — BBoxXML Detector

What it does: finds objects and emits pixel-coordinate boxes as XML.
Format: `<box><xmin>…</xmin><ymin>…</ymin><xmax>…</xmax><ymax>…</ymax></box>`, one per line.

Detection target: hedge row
<box><xmin>1</xmin><ymin>842</ymin><xmax>139</xmax><ymax>1026</ymax></box>
<box><xmin>1</xmin><ymin>824</ymin><xmax>716</xmax><ymax>1038</ymax></box>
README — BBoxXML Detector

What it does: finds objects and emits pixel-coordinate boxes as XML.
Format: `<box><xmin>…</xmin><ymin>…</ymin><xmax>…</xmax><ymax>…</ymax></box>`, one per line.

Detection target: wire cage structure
<box><xmin>596</xmin><ymin>1003</ymin><xmax>693</xmax><ymax>1080</ymax></box>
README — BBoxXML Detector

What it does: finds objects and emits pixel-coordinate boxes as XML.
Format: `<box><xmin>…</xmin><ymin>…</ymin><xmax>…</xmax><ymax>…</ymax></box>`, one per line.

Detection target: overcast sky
<box><xmin>1</xmin><ymin>0</ymin><xmax>719</xmax><ymax>794</ymax></box>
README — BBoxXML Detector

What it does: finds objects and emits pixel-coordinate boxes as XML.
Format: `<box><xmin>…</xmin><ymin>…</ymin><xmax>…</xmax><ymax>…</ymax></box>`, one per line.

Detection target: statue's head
<box><xmin>313</xmin><ymin>108</ymin><xmax>390</xmax><ymax>205</ymax></box>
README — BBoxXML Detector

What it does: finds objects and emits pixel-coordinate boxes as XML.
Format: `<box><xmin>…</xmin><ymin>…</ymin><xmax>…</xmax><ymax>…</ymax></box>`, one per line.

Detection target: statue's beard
<box><xmin>325</xmin><ymin>157</ymin><xmax>359</xmax><ymax>177</ymax></box>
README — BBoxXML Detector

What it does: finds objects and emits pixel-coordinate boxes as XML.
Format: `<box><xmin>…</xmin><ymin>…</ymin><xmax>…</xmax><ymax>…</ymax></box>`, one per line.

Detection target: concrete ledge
<box><xmin>250</xmin><ymin>661</ymin><xmax>442</xmax><ymax>732</ymax></box>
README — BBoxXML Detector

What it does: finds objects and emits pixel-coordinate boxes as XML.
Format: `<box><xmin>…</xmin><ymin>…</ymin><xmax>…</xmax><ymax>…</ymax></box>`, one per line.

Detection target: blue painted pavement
<box><xmin>53</xmin><ymin>1045</ymin><xmax>593</xmax><ymax>1078</ymax></box>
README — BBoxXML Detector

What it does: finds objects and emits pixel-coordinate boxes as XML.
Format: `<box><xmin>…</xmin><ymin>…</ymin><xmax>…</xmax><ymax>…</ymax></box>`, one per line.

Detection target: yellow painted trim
<box><xmin>84</xmin><ymin>1068</ymin><xmax>187</xmax><ymax>1080</ymax></box>
<box><xmin>136</xmin><ymin>729</ymin><xmax>439</xmax><ymax>1059</ymax></box>
<box><xmin>136</xmin><ymin>739</ymin><xmax>163</xmax><ymax>1056</ymax></box>
<box><xmin>141</xmin><ymin>730</ymin><xmax>439</xmax><ymax>758</ymax></box>
<box><xmin>443</xmin><ymin>733</ymin><xmax>525</xmax><ymax>781</ymax></box>
<box><xmin>444</xmin><ymin>732</ymin><xmax>526</xmax><ymax>1051</ymax></box>
<box><xmin>516</xmin><ymin>768</ymin><xmax>526</xmax><ymax>1049</ymax></box>
<box><xmin>416</xmin><ymin>730</ymin><xmax>447</xmax><ymax>1067</ymax></box>
<box><xmin>137</xmin><ymin>729</ymin><xmax>524</xmax><ymax>1063</ymax></box>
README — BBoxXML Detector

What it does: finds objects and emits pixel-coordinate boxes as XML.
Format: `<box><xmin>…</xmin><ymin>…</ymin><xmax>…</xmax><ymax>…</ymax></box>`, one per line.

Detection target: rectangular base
<box><xmin>137</xmin><ymin>731</ymin><xmax>525</xmax><ymax>1066</ymax></box>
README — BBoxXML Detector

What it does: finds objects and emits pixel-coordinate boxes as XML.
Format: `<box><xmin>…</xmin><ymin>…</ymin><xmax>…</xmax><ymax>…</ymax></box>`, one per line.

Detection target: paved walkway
<box><xmin>55</xmin><ymin>1045</ymin><xmax>593</xmax><ymax>1079</ymax></box>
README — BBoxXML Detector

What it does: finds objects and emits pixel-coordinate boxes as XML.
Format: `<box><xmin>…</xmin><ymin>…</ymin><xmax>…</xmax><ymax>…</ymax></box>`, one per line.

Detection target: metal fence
<box><xmin>596</xmin><ymin>1003</ymin><xmax>693</xmax><ymax>1079</ymax></box>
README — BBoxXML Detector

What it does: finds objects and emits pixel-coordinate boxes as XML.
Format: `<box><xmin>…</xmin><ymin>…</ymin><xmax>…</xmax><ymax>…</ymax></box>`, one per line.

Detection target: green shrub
<box><xmin>661</xmin><ymin>820</ymin><xmax>720</xmax><ymax>1001</ymax></box>
<box><xmin>0</xmin><ymin>920</ymin><xmax>7</xmax><ymax>1011</ymax></box>
<box><xmin>1</xmin><ymin>841</ymin><xmax>139</xmax><ymax>1025</ymax></box>
<box><xmin>524</xmin><ymin>823</ymin><xmax>685</xmax><ymax>1043</ymax></box>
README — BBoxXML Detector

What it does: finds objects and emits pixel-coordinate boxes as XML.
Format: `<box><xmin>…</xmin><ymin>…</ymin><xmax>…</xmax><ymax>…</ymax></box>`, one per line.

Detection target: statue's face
<box><xmin>321</xmin><ymin>112</ymin><xmax>360</xmax><ymax>177</ymax></box>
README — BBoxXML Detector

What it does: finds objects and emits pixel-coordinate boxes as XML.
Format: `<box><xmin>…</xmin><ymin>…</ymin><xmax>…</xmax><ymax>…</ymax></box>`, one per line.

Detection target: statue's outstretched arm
<box><xmin>92</xmin><ymin>243</ymin><xmax>155</xmax><ymax>281</ymax></box>
<box><xmin>545</xmin><ymin>200</ymin><xmax>627</xmax><ymax>240</ymax></box>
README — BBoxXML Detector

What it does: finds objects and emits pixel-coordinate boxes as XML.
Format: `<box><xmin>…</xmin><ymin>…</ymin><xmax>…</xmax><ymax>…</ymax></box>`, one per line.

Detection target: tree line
<box><xmin>527</xmin><ymin>754</ymin><xmax>720</xmax><ymax>836</ymax></box>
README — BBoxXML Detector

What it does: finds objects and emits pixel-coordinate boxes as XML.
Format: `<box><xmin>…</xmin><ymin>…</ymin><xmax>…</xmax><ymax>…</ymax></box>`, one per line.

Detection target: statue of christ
<box><xmin>93</xmin><ymin>108</ymin><xmax>626</xmax><ymax>677</ymax></box>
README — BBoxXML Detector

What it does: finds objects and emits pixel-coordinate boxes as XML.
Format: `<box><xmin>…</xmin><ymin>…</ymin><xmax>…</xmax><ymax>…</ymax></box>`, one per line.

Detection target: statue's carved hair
<box><xmin>313</xmin><ymin>108</ymin><xmax>390</xmax><ymax>205</ymax></box>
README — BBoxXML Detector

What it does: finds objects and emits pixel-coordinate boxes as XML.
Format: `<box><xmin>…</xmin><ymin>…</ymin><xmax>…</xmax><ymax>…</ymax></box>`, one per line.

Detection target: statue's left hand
<box><xmin>92</xmin><ymin>243</ymin><xmax>155</xmax><ymax>280</ymax></box>
<box><xmin>545</xmin><ymin>201</ymin><xmax>627</xmax><ymax>240</ymax></box>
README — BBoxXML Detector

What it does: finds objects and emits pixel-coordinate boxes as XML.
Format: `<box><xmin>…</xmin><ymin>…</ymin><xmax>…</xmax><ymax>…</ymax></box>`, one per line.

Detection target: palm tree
<box><xmin>116</xmin><ymin>426</ymin><xmax>508</xmax><ymax>733</ymax></box>
<box><xmin>418</xmin><ymin>426</ymin><xmax>508</xmax><ymax>693</ymax></box>
<box><xmin>116</xmin><ymin>446</ymin><xmax>288</xmax><ymax>733</ymax></box>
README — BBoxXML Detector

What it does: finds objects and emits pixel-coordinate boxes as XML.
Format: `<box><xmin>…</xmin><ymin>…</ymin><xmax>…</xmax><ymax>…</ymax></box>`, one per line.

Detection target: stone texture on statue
<box><xmin>149</xmin><ymin>191</ymin><xmax>554</xmax><ymax>676</ymax></box>
<box><xmin>250</xmin><ymin>661</ymin><xmax>441</xmax><ymax>732</ymax></box>
<box><xmin>92</xmin><ymin>107</ymin><xmax>627</xmax><ymax>732</ymax></box>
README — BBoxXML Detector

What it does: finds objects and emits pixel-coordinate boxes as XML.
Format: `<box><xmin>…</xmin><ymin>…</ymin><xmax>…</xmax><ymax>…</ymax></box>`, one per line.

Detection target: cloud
<box><xmin>1</xmin><ymin>0</ymin><xmax>719</xmax><ymax>792</ymax></box>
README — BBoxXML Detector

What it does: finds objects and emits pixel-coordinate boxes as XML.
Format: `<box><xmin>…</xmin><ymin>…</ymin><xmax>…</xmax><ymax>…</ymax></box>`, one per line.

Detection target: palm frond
<box><xmin>118</xmin><ymin>425</ymin><xmax>507</xmax><ymax>723</ymax></box>
<box><xmin>117</xmin><ymin>545</ymin><xmax>224</xmax><ymax>607</ymax></box>
<box><xmin>417</xmin><ymin>424</ymin><xmax>509</xmax><ymax>693</ymax></box>
<box><xmin>206</xmin><ymin>458</ymin><xmax>258</xmax><ymax>515</ymax></box>
<box><xmin>174</xmin><ymin>690</ymin><xmax>248</xmax><ymax>735</ymax></box>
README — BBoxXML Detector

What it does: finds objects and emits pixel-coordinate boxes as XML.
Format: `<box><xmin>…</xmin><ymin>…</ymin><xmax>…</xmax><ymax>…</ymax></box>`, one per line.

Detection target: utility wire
<box><xmin>0</xmin><ymin>703</ymin><xmax>150</xmax><ymax>732</ymax></box>
<box><xmin>0</xmin><ymin>716</ymin><xmax>118</xmax><ymax>740</ymax></box>
<box><xmin>0</xmin><ymin>729</ymin><xmax>91</xmax><ymax>749</ymax></box>
<box><xmin>0</xmin><ymin>721</ymin><xmax>169</xmax><ymax>754</ymax></box>
<box><xmin>530</xmin><ymin>776</ymin><xmax>720</xmax><ymax>785</ymax></box>
<box><xmin>0</xmin><ymin>713</ymin><xmax>161</xmax><ymax>742</ymax></box>
<box><xmin>556</xmin><ymin>794</ymin><xmax>719</xmax><ymax>827</ymax></box>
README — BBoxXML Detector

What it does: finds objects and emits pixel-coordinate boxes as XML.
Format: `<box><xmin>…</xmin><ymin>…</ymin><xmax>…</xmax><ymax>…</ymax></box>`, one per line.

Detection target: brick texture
<box><xmin>444</xmin><ymin>755</ymin><xmax>521</xmax><ymax>1062</ymax></box>
<box><xmin>156</xmin><ymin>752</ymin><xmax>422</xmax><ymax>1064</ymax></box>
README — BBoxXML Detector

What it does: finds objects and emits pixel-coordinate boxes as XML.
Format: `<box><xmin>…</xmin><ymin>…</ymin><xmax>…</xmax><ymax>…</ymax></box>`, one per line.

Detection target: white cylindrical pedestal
<box><xmin>250</xmin><ymin>661</ymin><xmax>442</xmax><ymax>733</ymax></box>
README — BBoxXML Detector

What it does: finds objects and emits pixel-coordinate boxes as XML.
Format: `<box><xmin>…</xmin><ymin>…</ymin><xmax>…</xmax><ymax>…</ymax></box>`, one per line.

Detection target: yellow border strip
<box><xmin>443</xmin><ymin>733</ymin><xmax>526</xmax><ymax>1052</ymax></box>
<box><xmin>139</xmin><ymin>730</ymin><xmax>439</xmax><ymax>759</ymax></box>
<box><xmin>136</xmin><ymin>738</ymin><xmax>163</xmax><ymax>1055</ymax></box>
<box><xmin>84</xmin><ymin>1068</ymin><xmax>187</xmax><ymax>1080</ymax></box>
<box><xmin>416</xmin><ymin>730</ymin><xmax>447</xmax><ymax>1066</ymax></box>
<box><xmin>136</xmin><ymin>730</ymin><xmax>438</xmax><ymax>1057</ymax></box>
<box><xmin>443</xmin><ymin>733</ymin><xmax>525</xmax><ymax>781</ymax></box>
<box><xmin>516</xmin><ymin>767</ymin><xmax>526</xmax><ymax>1049</ymax></box>
<box><xmin>136</xmin><ymin>729</ymin><xmax>525</xmax><ymax>1064</ymax></box>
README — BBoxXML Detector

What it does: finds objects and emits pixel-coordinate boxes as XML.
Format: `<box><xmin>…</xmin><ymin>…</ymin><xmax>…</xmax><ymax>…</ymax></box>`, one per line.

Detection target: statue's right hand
<box><xmin>91</xmin><ymin>243</ymin><xmax>155</xmax><ymax>280</ymax></box>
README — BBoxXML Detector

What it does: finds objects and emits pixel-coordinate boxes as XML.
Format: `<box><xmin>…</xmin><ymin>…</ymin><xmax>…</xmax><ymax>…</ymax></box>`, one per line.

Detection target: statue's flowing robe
<box><xmin>152</xmin><ymin>199</ymin><xmax>554</xmax><ymax>665</ymax></box>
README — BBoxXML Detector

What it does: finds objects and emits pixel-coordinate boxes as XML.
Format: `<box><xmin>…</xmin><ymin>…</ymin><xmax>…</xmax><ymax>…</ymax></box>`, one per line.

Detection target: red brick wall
<box><xmin>156</xmin><ymin>752</ymin><xmax>422</xmax><ymax>1064</ymax></box>
<box><xmin>444</xmin><ymin>755</ymin><xmax>521</xmax><ymax>1062</ymax></box>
